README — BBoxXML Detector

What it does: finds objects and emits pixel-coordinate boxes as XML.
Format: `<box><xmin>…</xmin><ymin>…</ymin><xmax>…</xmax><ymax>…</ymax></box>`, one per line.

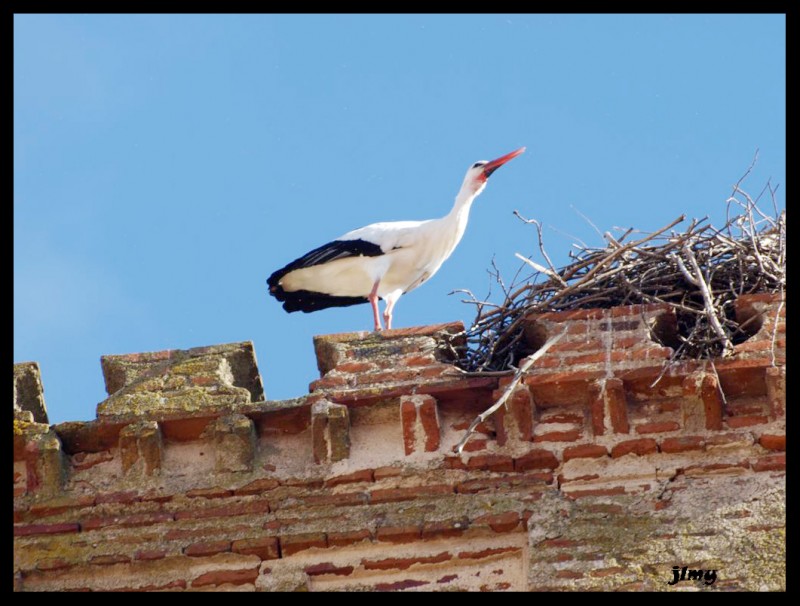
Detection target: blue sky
<box><xmin>14</xmin><ymin>14</ymin><xmax>785</xmax><ymax>425</ymax></box>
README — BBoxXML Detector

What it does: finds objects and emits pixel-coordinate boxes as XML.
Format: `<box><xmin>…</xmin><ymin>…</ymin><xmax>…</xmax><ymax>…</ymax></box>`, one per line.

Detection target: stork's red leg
<box><xmin>369</xmin><ymin>281</ymin><xmax>383</xmax><ymax>331</ymax></box>
<box><xmin>383</xmin><ymin>300</ymin><xmax>394</xmax><ymax>330</ymax></box>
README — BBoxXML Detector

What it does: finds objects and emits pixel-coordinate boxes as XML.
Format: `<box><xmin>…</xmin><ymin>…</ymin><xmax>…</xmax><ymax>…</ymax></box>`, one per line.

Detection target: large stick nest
<box><xmin>454</xmin><ymin>157</ymin><xmax>785</xmax><ymax>373</ymax></box>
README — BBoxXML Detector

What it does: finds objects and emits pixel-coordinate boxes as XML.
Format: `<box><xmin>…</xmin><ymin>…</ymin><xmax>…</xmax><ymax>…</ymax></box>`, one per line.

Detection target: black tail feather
<box><xmin>267</xmin><ymin>238</ymin><xmax>382</xmax><ymax>314</ymax></box>
<box><xmin>268</xmin><ymin>281</ymin><xmax>367</xmax><ymax>313</ymax></box>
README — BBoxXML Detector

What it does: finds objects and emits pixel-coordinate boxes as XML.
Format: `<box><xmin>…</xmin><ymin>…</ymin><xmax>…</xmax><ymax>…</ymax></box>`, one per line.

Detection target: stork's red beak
<box><xmin>481</xmin><ymin>147</ymin><xmax>526</xmax><ymax>180</ymax></box>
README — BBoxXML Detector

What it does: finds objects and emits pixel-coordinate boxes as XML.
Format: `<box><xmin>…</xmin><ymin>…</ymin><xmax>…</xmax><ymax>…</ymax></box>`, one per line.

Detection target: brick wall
<box><xmin>13</xmin><ymin>294</ymin><xmax>785</xmax><ymax>591</ymax></box>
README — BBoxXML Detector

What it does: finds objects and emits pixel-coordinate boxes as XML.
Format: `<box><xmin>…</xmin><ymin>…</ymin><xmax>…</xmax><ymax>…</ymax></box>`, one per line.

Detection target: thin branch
<box><xmin>454</xmin><ymin>328</ymin><xmax>567</xmax><ymax>455</ymax></box>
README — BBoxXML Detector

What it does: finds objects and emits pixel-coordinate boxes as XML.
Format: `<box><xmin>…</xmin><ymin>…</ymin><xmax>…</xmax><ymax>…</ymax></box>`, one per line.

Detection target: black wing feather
<box><xmin>267</xmin><ymin>238</ymin><xmax>385</xmax><ymax>314</ymax></box>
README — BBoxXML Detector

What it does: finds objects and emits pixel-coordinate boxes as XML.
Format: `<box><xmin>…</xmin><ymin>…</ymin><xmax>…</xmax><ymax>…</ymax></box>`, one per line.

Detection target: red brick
<box><xmin>609</xmin><ymin>303</ymin><xmax>665</xmax><ymax>317</ymax></box>
<box><xmin>231</xmin><ymin>536</ymin><xmax>280</xmax><ymax>560</ymax></box>
<box><xmin>467</xmin><ymin>454</ymin><xmax>514</xmax><ymax>472</ymax></box>
<box><xmin>734</xmin><ymin>338</ymin><xmax>773</xmax><ymax>353</ymax></box>
<box><xmin>557</xmin><ymin>472</ymin><xmax>600</xmax><ymax>484</ymax></box>
<box><xmin>379</xmin><ymin>322</ymin><xmax>465</xmax><ymax>339</ymax></box>
<box><xmin>533</xmin><ymin>430</ymin><xmax>582</xmax><ymax>443</ymax></box>
<box><xmin>744</xmin><ymin>524</ymin><xmax>783</xmax><ymax>534</ymax></box>
<box><xmin>590</xmin><ymin>566</ymin><xmax>626</xmax><ymax>577</ymax></box>
<box><xmin>302</xmin><ymin>492</ymin><xmax>369</xmax><ymax>508</ymax></box>
<box><xmin>550</xmin><ymin>338</ymin><xmax>604</xmax><ymax>353</ymax></box>
<box><xmin>698</xmin><ymin>373</ymin><xmax>725</xmax><ymax>430</ymax></box>
<box><xmin>451</xmin><ymin>419</ymin><xmax>495</xmax><ymax>433</ymax></box>
<box><xmin>305</xmin><ymin>562</ymin><xmax>355</xmax><ymax>576</ymax></box>
<box><xmin>376</xmin><ymin>525</ymin><xmax>421</xmax><ymax>543</ymax></box>
<box><xmin>234</xmin><ymin>478</ymin><xmax>281</xmax><ymax>495</ymax></box>
<box><xmin>375</xmin><ymin>579</ymin><xmax>429</xmax><ymax>591</ymax></box>
<box><xmin>81</xmin><ymin>512</ymin><xmax>175</xmax><ymax>530</ymax></box>
<box><xmin>547</xmin><ymin>553</ymin><xmax>575</xmax><ymax>563</ymax></box>
<box><xmin>752</xmin><ymin>454</ymin><xmax>785</xmax><ymax>472</ymax></box>
<box><xmin>646</xmin><ymin>347</ymin><xmax>673</xmax><ymax>360</ymax></box>
<box><xmin>71</xmin><ymin>450</ymin><xmax>114</xmax><ymax>471</ymax></box>
<box><xmin>589</xmin><ymin>377</ymin><xmax>630</xmax><ymax>435</ymax></box>
<box><xmin>567</xmin><ymin>351</ymin><xmax>610</xmax><ymax>365</ymax></box>
<box><xmin>613</xmin><ymin>335</ymin><xmax>642</xmax><ymax>349</ymax></box>
<box><xmin>90</xmin><ymin>554</ymin><xmax>131</xmax><ymax>566</ymax></box>
<box><xmin>462</xmin><ymin>438</ymin><xmax>489</xmax><ymax>452</ymax></box>
<box><xmin>726</xmin><ymin>415</ymin><xmax>769</xmax><ymax>428</ymax></box>
<box><xmin>705</xmin><ymin>432</ymin><xmax>755</xmax><ymax>449</ymax></box>
<box><xmin>36</xmin><ymin>558</ymin><xmax>74</xmax><ymax>571</ymax></box>
<box><xmin>324</xmin><ymin>469</ymin><xmax>374</xmax><ymax>487</ymax></box>
<box><xmin>562</xmin><ymin>444</ymin><xmax>608</xmax><ymax>462</ymax></box>
<box><xmin>556</xmin><ymin>570</ymin><xmax>584</xmax><ymax>579</ymax></box>
<box><xmin>135</xmin><ymin>549</ymin><xmax>167</xmax><ymax>561</ymax></box>
<box><xmin>758</xmin><ymin>434</ymin><xmax>785</xmax><ymax>451</ymax></box>
<box><xmin>474</xmin><ymin>511</ymin><xmax>520</xmax><ymax>533</ymax></box>
<box><xmin>140</xmin><ymin>491</ymin><xmax>173</xmax><ymax>504</ymax></box>
<box><xmin>363</xmin><ymin>552</ymin><xmax>451</xmax><ymax>571</ymax></box>
<box><xmin>327</xmin><ymin>529</ymin><xmax>372</xmax><ymax>547</ymax></box>
<box><xmin>370</xmin><ymin>484</ymin><xmax>452</xmax><ymax>503</ymax></box>
<box><xmin>14</xmin><ymin>523</ymin><xmax>80</xmax><ymax>536</ymax></box>
<box><xmin>280</xmin><ymin>532</ymin><xmax>327</xmax><ymax>556</ymax></box>
<box><xmin>373</xmin><ymin>466</ymin><xmax>404</xmax><ymax>480</ymax></box>
<box><xmin>422</xmin><ymin>518</ymin><xmax>469</xmax><ymax>539</ymax></box>
<box><xmin>635</xmin><ymin>421</ymin><xmax>680</xmax><ymax>434</ymax></box>
<box><xmin>336</xmin><ymin>361</ymin><xmax>377</xmax><ymax>373</ymax></box>
<box><xmin>174</xmin><ymin>499</ymin><xmax>270</xmax><ymax>520</ymax></box>
<box><xmin>540</xmin><ymin>412</ymin><xmax>585</xmax><ymax>424</ymax></box>
<box><xmin>400</xmin><ymin>399</ymin><xmax>418</xmax><ymax>455</ymax></box>
<box><xmin>456</xmin><ymin>473</ymin><xmax>553</xmax><ymax>494</ymax></box>
<box><xmin>186</xmin><ymin>487</ymin><xmax>234</xmax><ymax>499</ymax></box>
<box><xmin>685</xmin><ymin>461</ymin><xmax>751</xmax><ymax>475</ymax></box>
<box><xmin>13</xmin><ymin>506</ymin><xmax>27</xmax><ymax>524</ymax></box>
<box><xmin>599</xmin><ymin>319</ymin><xmax>641</xmax><ymax>331</ymax></box>
<box><xmin>515</xmin><ymin>448</ymin><xmax>559</xmax><ymax>471</ymax></box>
<box><xmin>28</xmin><ymin>495</ymin><xmax>96</xmax><ymax>517</ymax></box>
<box><xmin>281</xmin><ymin>477</ymin><xmax>324</xmax><ymax>488</ymax></box>
<box><xmin>531</xmin><ymin>355</ymin><xmax>563</xmax><ymax>369</ymax></box>
<box><xmin>419</xmin><ymin>365</ymin><xmax>452</xmax><ymax>379</ymax></box>
<box><xmin>538</xmin><ymin>308</ymin><xmax>607</xmax><ymax>322</ymax></box>
<box><xmin>442</xmin><ymin>456</ymin><xmax>468</xmax><ymax>470</ymax></box>
<box><xmin>418</xmin><ymin>397</ymin><xmax>441</xmax><ymax>452</ymax></box>
<box><xmin>660</xmin><ymin>436</ymin><xmax>705</xmax><ymax>453</ymax></box>
<box><xmin>611</xmin><ymin>438</ymin><xmax>658</xmax><ymax>458</ymax></box>
<box><xmin>524</xmin><ymin>369</ymin><xmax>606</xmax><ymax>385</ymax></box>
<box><xmin>185</xmin><ymin>540</ymin><xmax>231</xmax><ymax>556</ymax></box>
<box><xmin>457</xmin><ymin>546</ymin><xmax>520</xmax><ymax>560</ymax></box>
<box><xmin>309</xmin><ymin>375</ymin><xmax>350</xmax><ymax>390</ymax></box>
<box><xmin>495</xmin><ymin>388</ymin><xmax>534</xmax><ymax>446</ymax></box>
<box><xmin>566</xmin><ymin>486</ymin><xmax>626</xmax><ymax>499</ymax></box>
<box><xmin>737</xmin><ymin>293</ymin><xmax>782</xmax><ymax>305</ymax></box>
<box><xmin>191</xmin><ymin>567</ymin><xmax>259</xmax><ymax>587</ymax></box>
<box><xmin>402</xmin><ymin>355</ymin><xmax>437</xmax><ymax>367</ymax></box>
<box><xmin>366</xmin><ymin>369</ymin><xmax>420</xmax><ymax>383</ymax></box>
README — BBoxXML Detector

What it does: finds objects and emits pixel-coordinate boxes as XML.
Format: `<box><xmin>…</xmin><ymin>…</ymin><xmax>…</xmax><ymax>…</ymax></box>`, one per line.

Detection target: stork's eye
<box><xmin>472</xmin><ymin>162</ymin><xmax>486</xmax><ymax>169</ymax></box>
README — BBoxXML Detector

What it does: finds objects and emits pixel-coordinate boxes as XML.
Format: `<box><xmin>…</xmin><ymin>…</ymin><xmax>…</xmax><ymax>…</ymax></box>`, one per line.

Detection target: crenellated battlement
<box><xmin>13</xmin><ymin>294</ymin><xmax>785</xmax><ymax>591</ymax></box>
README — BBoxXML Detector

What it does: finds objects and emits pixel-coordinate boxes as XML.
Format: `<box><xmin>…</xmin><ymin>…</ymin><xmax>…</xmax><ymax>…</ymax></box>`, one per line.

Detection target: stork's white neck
<box><xmin>435</xmin><ymin>179</ymin><xmax>487</xmax><ymax>259</ymax></box>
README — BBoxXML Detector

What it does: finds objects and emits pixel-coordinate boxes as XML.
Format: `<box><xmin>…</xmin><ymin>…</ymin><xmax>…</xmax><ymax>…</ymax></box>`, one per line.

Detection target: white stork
<box><xmin>267</xmin><ymin>147</ymin><xmax>525</xmax><ymax>331</ymax></box>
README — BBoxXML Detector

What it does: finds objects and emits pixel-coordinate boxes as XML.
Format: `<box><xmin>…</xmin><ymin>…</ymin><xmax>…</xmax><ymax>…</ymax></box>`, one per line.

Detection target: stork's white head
<box><xmin>461</xmin><ymin>147</ymin><xmax>526</xmax><ymax>195</ymax></box>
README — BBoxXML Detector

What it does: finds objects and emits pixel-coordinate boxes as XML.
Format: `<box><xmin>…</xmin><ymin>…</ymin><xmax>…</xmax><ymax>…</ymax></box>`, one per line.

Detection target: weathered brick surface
<box><xmin>14</xmin><ymin>300</ymin><xmax>785</xmax><ymax>591</ymax></box>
